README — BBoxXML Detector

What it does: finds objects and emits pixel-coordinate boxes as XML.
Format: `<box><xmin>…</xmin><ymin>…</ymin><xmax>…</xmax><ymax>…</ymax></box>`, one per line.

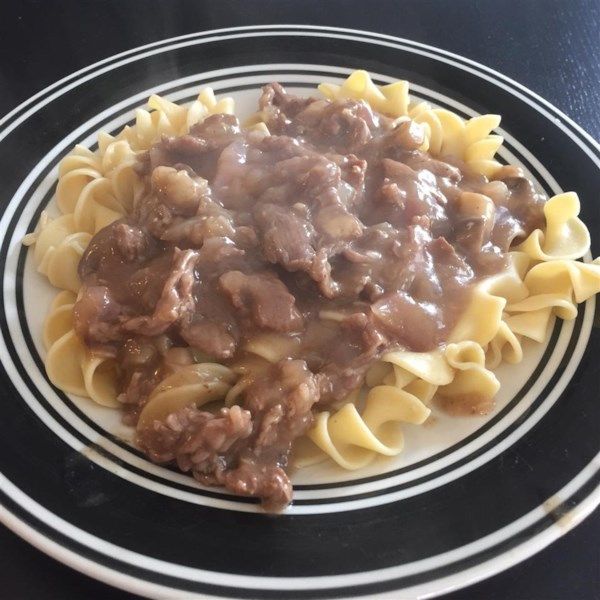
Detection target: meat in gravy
<box><xmin>74</xmin><ymin>84</ymin><xmax>546</xmax><ymax>510</ymax></box>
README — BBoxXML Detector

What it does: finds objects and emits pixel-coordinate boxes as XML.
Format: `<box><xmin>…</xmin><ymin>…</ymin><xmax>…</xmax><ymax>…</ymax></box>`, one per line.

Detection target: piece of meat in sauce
<box><xmin>138</xmin><ymin>359</ymin><xmax>319</xmax><ymax>510</ymax></box>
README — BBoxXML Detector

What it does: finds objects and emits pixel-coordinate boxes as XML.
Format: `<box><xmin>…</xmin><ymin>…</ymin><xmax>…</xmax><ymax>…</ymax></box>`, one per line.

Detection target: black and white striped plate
<box><xmin>0</xmin><ymin>25</ymin><xmax>598</xmax><ymax>599</ymax></box>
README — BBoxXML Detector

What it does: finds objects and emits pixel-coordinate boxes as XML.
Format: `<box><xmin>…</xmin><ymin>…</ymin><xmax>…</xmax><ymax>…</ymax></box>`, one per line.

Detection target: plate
<box><xmin>0</xmin><ymin>25</ymin><xmax>599</xmax><ymax>599</ymax></box>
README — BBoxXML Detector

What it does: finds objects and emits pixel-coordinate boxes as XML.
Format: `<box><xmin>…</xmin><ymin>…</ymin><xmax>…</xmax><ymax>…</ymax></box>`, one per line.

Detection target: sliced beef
<box><xmin>258</xmin><ymin>82</ymin><xmax>315</xmax><ymax>133</ymax></box>
<box><xmin>180</xmin><ymin>320</ymin><xmax>237</xmax><ymax>359</ymax></box>
<box><xmin>389</xmin><ymin>119</ymin><xmax>426</xmax><ymax>151</ymax></box>
<box><xmin>216</xmin><ymin>458</ymin><xmax>292</xmax><ymax>512</ymax></box>
<box><xmin>371</xmin><ymin>291</ymin><xmax>444</xmax><ymax>351</ymax></box>
<box><xmin>254</xmin><ymin>203</ymin><xmax>315</xmax><ymax>271</ymax></box>
<box><xmin>78</xmin><ymin>219</ymin><xmax>150</xmax><ymax>281</ymax></box>
<box><xmin>317</xmin><ymin>312</ymin><xmax>388</xmax><ymax>401</ymax></box>
<box><xmin>148</xmin><ymin>114</ymin><xmax>243</xmax><ymax>180</ymax></box>
<box><xmin>154</xmin><ymin>113</ymin><xmax>242</xmax><ymax>161</ymax></box>
<box><xmin>189</xmin><ymin>113</ymin><xmax>242</xmax><ymax>147</ymax></box>
<box><xmin>138</xmin><ymin>404</ymin><xmax>253</xmax><ymax>469</ymax></box>
<box><xmin>260</xmin><ymin>82</ymin><xmax>390</xmax><ymax>151</ymax></box>
<box><xmin>72</xmin><ymin>82</ymin><xmax>548</xmax><ymax>511</ymax></box>
<box><xmin>139</xmin><ymin>360</ymin><xmax>318</xmax><ymax>511</ymax></box>
<box><xmin>243</xmin><ymin>359</ymin><xmax>319</xmax><ymax>435</ymax></box>
<box><xmin>117</xmin><ymin>336</ymin><xmax>166</xmax><ymax>419</ymax></box>
<box><xmin>196</xmin><ymin>236</ymin><xmax>245</xmax><ymax>267</ymax></box>
<box><xmin>151</xmin><ymin>165</ymin><xmax>207</xmax><ymax>216</ymax></box>
<box><xmin>114</xmin><ymin>223</ymin><xmax>150</xmax><ymax>262</ymax></box>
<box><xmin>122</xmin><ymin>248</ymin><xmax>200</xmax><ymax>335</ymax></box>
<box><xmin>229</xmin><ymin>359</ymin><xmax>320</xmax><ymax>509</ymax></box>
<box><xmin>219</xmin><ymin>271</ymin><xmax>304</xmax><ymax>332</ymax></box>
<box><xmin>492</xmin><ymin>166</ymin><xmax>546</xmax><ymax>235</ymax></box>
<box><xmin>73</xmin><ymin>285</ymin><xmax>124</xmax><ymax>347</ymax></box>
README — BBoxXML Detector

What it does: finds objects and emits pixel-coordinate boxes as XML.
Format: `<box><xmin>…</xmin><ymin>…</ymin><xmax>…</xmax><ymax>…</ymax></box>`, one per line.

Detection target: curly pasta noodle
<box><xmin>24</xmin><ymin>72</ymin><xmax>600</xmax><ymax>475</ymax></box>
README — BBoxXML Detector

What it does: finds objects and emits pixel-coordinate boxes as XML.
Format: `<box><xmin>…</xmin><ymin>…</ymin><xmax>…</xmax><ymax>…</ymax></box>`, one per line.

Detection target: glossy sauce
<box><xmin>73</xmin><ymin>84</ymin><xmax>546</xmax><ymax>509</ymax></box>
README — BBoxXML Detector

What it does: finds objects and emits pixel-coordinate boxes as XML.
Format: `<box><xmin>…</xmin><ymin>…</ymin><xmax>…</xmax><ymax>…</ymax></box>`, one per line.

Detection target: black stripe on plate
<box><xmin>1</xmin><ymin>465</ymin><xmax>597</xmax><ymax>598</ymax></box>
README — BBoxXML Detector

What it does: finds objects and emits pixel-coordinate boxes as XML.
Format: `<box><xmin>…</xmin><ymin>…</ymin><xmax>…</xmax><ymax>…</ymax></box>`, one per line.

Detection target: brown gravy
<box><xmin>73</xmin><ymin>83</ymin><xmax>546</xmax><ymax>509</ymax></box>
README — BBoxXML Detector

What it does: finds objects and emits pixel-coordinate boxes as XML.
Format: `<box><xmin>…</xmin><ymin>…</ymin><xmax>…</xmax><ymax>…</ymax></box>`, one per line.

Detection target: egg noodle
<box><xmin>23</xmin><ymin>71</ymin><xmax>600</xmax><ymax>472</ymax></box>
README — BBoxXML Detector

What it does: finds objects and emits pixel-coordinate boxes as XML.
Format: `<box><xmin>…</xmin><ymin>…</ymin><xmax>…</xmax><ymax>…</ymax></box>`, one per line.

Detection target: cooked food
<box><xmin>25</xmin><ymin>72</ymin><xmax>600</xmax><ymax>511</ymax></box>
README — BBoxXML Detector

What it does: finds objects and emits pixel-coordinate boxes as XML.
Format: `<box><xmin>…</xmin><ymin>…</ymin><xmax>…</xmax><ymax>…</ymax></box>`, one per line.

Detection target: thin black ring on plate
<box><xmin>0</xmin><ymin>26</ymin><xmax>598</xmax><ymax>599</ymax></box>
<box><xmin>1</xmin><ymin>467</ymin><xmax>599</xmax><ymax>598</ymax></box>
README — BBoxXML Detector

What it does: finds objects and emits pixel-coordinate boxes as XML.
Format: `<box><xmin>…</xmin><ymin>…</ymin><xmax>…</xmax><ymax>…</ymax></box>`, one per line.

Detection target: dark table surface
<box><xmin>1</xmin><ymin>0</ymin><xmax>599</xmax><ymax>598</ymax></box>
